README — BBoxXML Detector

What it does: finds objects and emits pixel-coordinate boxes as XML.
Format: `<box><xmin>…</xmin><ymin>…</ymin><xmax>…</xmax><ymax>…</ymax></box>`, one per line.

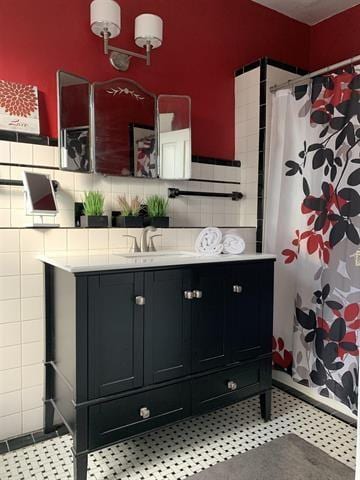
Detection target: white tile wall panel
<box><xmin>10</xmin><ymin>142</ymin><xmax>33</xmax><ymax>165</ymax></box>
<box><xmin>21</xmin><ymin>364</ymin><xmax>43</xmax><ymax>389</ymax></box>
<box><xmin>33</xmin><ymin>144</ymin><xmax>55</xmax><ymax>167</ymax></box>
<box><xmin>235</xmin><ymin>68</ymin><xmax>260</xmax><ymax>228</ymax></box>
<box><xmin>0</xmin><ymin>323</ymin><xmax>21</xmax><ymax>347</ymax></box>
<box><xmin>0</xmin><ymin>141</ymin><xmax>11</xmax><ymax>163</ymax></box>
<box><xmin>0</xmin><ymin>390</ymin><xmax>21</xmax><ymax>417</ymax></box>
<box><xmin>20</xmin><ymin>297</ymin><xmax>42</xmax><ymax>321</ymax></box>
<box><xmin>0</xmin><ymin>345</ymin><xmax>21</xmax><ymax>371</ymax></box>
<box><xmin>0</xmin><ymin>253</ymin><xmax>20</xmax><ymax>276</ymax></box>
<box><xmin>21</xmin><ymin>342</ymin><xmax>43</xmax><ymax>367</ymax></box>
<box><xmin>21</xmin><ymin>406</ymin><xmax>43</xmax><ymax>433</ymax></box>
<box><xmin>21</xmin><ymin>319</ymin><xmax>43</xmax><ymax>344</ymax></box>
<box><xmin>0</xmin><ymin>412</ymin><xmax>22</xmax><ymax>440</ymax></box>
<box><xmin>0</xmin><ymin>276</ymin><xmax>20</xmax><ymax>301</ymax></box>
<box><xmin>0</xmin><ymin>368</ymin><xmax>21</xmax><ymax>394</ymax></box>
<box><xmin>21</xmin><ymin>385</ymin><xmax>43</xmax><ymax>411</ymax></box>
<box><xmin>0</xmin><ymin>299</ymin><xmax>21</xmax><ymax>324</ymax></box>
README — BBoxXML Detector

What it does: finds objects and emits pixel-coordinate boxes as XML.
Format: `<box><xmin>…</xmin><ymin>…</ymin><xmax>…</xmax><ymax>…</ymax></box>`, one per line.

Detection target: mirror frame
<box><xmin>57</xmin><ymin>70</ymin><xmax>92</xmax><ymax>173</ymax></box>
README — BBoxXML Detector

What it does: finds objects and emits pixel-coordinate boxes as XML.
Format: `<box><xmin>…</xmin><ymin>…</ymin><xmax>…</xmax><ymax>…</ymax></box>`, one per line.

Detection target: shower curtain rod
<box><xmin>270</xmin><ymin>54</ymin><xmax>360</xmax><ymax>93</ymax></box>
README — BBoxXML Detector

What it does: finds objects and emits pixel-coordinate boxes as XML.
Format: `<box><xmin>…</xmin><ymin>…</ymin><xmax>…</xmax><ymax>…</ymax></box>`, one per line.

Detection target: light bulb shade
<box><xmin>135</xmin><ymin>14</ymin><xmax>163</xmax><ymax>49</ymax></box>
<box><xmin>90</xmin><ymin>0</ymin><xmax>121</xmax><ymax>38</ymax></box>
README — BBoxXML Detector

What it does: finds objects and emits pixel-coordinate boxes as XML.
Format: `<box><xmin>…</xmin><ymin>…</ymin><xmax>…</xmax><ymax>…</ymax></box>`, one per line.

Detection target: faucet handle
<box><xmin>149</xmin><ymin>234</ymin><xmax>162</xmax><ymax>252</ymax></box>
<box><xmin>122</xmin><ymin>235</ymin><xmax>140</xmax><ymax>253</ymax></box>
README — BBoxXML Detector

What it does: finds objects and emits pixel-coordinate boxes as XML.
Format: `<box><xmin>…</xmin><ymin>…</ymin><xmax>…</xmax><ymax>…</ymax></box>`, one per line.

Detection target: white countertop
<box><xmin>38</xmin><ymin>251</ymin><xmax>276</xmax><ymax>273</ymax></box>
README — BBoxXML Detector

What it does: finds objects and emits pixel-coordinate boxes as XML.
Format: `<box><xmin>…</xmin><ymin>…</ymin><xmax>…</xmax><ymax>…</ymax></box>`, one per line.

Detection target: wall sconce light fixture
<box><xmin>90</xmin><ymin>0</ymin><xmax>163</xmax><ymax>71</ymax></box>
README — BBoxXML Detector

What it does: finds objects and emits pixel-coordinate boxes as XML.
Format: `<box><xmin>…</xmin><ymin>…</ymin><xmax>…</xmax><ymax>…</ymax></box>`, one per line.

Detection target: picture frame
<box><xmin>61</xmin><ymin>126</ymin><xmax>90</xmax><ymax>172</ymax></box>
<box><xmin>0</xmin><ymin>79</ymin><xmax>40</xmax><ymax>134</ymax></box>
<box><xmin>129</xmin><ymin>123</ymin><xmax>157</xmax><ymax>178</ymax></box>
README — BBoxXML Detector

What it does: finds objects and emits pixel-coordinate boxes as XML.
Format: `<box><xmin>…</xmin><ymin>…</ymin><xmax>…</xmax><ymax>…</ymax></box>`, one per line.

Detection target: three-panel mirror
<box><xmin>57</xmin><ymin>72</ymin><xmax>192</xmax><ymax>179</ymax></box>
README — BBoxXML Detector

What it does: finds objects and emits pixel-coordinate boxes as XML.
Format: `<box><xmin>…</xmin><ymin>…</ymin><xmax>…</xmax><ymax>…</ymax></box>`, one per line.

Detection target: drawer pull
<box><xmin>192</xmin><ymin>290</ymin><xmax>203</xmax><ymax>299</ymax></box>
<box><xmin>184</xmin><ymin>290</ymin><xmax>194</xmax><ymax>300</ymax></box>
<box><xmin>227</xmin><ymin>380</ymin><xmax>237</xmax><ymax>391</ymax></box>
<box><xmin>233</xmin><ymin>285</ymin><xmax>243</xmax><ymax>294</ymax></box>
<box><xmin>140</xmin><ymin>406</ymin><xmax>151</xmax><ymax>419</ymax></box>
<box><xmin>135</xmin><ymin>296</ymin><xmax>146</xmax><ymax>306</ymax></box>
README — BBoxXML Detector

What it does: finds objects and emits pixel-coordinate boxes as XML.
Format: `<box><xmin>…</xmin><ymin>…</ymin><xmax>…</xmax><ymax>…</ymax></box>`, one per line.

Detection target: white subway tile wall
<box><xmin>0</xmin><ymin>140</ymin><xmax>246</xmax><ymax>229</ymax></box>
<box><xmin>235</xmin><ymin>67</ymin><xmax>261</xmax><ymax>227</ymax></box>
<box><xmin>0</xmin><ymin>226</ymin><xmax>256</xmax><ymax>440</ymax></box>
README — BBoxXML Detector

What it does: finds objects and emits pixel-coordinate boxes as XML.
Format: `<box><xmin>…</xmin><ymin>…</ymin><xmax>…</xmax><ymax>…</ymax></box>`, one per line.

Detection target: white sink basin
<box><xmin>114</xmin><ymin>250</ymin><xmax>197</xmax><ymax>259</ymax></box>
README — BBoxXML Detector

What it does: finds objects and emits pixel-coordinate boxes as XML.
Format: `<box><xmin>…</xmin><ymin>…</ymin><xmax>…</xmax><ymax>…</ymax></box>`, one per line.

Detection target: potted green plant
<box><xmin>80</xmin><ymin>191</ymin><xmax>108</xmax><ymax>228</ymax></box>
<box><xmin>116</xmin><ymin>195</ymin><xmax>144</xmax><ymax>227</ymax></box>
<box><xmin>147</xmin><ymin>194</ymin><xmax>170</xmax><ymax>228</ymax></box>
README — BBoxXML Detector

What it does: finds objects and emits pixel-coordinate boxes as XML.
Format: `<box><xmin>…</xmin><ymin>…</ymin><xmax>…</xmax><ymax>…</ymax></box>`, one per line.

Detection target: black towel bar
<box><xmin>168</xmin><ymin>188</ymin><xmax>243</xmax><ymax>201</ymax></box>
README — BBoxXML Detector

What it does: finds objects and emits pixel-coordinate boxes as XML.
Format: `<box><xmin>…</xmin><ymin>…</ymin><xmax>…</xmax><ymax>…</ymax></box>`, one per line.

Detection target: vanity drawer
<box><xmin>89</xmin><ymin>382</ymin><xmax>191</xmax><ymax>449</ymax></box>
<box><xmin>191</xmin><ymin>359</ymin><xmax>270</xmax><ymax>415</ymax></box>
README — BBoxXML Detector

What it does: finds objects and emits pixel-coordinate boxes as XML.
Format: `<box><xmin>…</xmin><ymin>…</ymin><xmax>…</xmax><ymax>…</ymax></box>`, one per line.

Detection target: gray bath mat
<box><xmin>188</xmin><ymin>434</ymin><xmax>354</xmax><ymax>480</ymax></box>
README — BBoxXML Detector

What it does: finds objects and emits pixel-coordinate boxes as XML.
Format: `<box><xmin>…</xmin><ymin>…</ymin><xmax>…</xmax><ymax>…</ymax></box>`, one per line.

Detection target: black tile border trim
<box><xmin>192</xmin><ymin>155</ymin><xmax>240</xmax><ymax>168</ymax></box>
<box><xmin>266</xmin><ymin>58</ymin><xmax>309</xmax><ymax>76</ymax></box>
<box><xmin>234</xmin><ymin>59</ymin><xmax>261</xmax><ymax>77</ymax></box>
<box><xmin>0</xmin><ymin>424</ymin><xmax>68</xmax><ymax>455</ymax></box>
<box><xmin>273</xmin><ymin>379</ymin><xmax>357</xmax><ymax>428</ymax></box>
<box><xmin>235</xmin><ymin>57</ymin><xmax>309</xmax><ymax>78</ymax></box>
<box><xmin>0</xmin><ymin>130</ymin><xmax>58</xmax><ymax>146</ymax></box>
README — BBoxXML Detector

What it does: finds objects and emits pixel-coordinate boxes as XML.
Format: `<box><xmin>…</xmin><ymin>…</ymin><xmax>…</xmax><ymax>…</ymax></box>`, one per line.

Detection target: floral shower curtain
<box><xmin>265</xmin><ymin>68</ymin><xmax>360</xmax><ymax>414</ymax></box>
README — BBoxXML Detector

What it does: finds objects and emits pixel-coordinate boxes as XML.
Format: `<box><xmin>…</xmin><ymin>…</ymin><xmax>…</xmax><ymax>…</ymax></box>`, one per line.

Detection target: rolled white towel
<box><xmin>222</xmin><ymin>234</ymin><xmax>245</xmax><ymax>255</ymax></box>
<box><xmin>195</xmin><ymin>227</ymin><xmax>223</xmax><ymax>256</ymax></box>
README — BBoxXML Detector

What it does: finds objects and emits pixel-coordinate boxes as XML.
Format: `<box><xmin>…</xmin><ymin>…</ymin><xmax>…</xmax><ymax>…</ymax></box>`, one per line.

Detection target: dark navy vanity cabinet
<box><xmin>43</xmin><ymin>258</ymin><xmax>274</xmax><ymax>480</ymax></box>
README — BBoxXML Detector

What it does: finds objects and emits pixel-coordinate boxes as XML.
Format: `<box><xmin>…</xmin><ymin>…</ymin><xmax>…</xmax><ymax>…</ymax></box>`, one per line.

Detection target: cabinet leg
<box><xmin>260</xmin><ymin>390</ymin><xmax>271</xmax><ymax>422</ymax></box>
<box><xmin>43</xmin><ymin>400</ymin><xmax>56</xmax><ymax>434</ymax></box>
<box><xmin>74</xmin><ymin>453</ymin><xmax>88</xmax><ymax>480</ymax></box>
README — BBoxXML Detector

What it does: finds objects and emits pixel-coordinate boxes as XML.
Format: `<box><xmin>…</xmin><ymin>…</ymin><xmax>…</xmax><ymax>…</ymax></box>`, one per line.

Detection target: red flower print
<box><xmin>0</xmin><ymin>80</ymin><xmax>37</xmax><ymax>117</ymax></box>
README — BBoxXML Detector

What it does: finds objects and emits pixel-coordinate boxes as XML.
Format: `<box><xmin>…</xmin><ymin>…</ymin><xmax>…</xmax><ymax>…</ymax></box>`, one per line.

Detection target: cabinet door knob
<box><xmin>184</xmin><ymin>290</ymin><xmax>194</xmax><ymax>300</ymax></box>
<box><xmin>227</xmin><ymin>380</ymin><xmax>237</xmax><ymax>391</ymax></box>
<box><xmin>135</xmin><ymin>296</ymin><xmax>146</xmax><ymax>306</ymax></box>
<box><xmin>233</xmin><ymin>285</ymin><xmax>243</xmax><ymax>294</ymax></box>
<box><xmin>140</xmin><ymin>406</ymin><xmax>150</xmax><ymax>419</ymax></box>
<box><xmin>192</xmin><ymin>290</ymin><xmax>203</xmax><ymax>299</ymax></box>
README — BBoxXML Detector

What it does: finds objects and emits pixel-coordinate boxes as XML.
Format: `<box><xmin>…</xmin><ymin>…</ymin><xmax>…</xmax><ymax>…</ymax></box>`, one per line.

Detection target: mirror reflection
<box><xmin>57</xmin><ymin>71</ymin><xmax>91</xmax><ymax>172</ymax></box>
<box><xmin>158</xmin><ymin>95</ymin><xmax>191</xmax><ymax>179</ymax></box>
<box><xmin>92</xmin><ymin>78</ymin><xmax>157</xmax><ymax>177</ymax></box>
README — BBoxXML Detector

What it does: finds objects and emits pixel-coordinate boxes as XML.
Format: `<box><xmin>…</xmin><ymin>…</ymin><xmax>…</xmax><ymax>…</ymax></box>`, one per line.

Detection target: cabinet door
<box><xmin>144</xmin><ymin>269</ymin><xmax>192</xmax><ymax>385</ymax></box>
<box><xmin>227</xmin><ymin>262</ymin><xmax>274</xmax><ymax>362</ymax></box>
<box><xmin>192</xmin><ymin>266</ymin><xmax>228</xmax><ymax>372</ymax></box>
<box><xmin>88</xmin><ymin>273</ymin><xmax>144</xmax><ymax>399</ymax></box>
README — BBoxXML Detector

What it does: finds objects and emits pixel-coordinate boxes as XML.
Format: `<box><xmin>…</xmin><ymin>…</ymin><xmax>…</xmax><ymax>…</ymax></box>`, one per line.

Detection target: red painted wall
<box><xmin>310</xmin><ymin>5</ymin><xmax>360</xmax><ymax>70</ymax></box>
<box><xmin>0</xmin><ymin>0</ymin><xmax>310</xmax><ymax>160</ymax></box>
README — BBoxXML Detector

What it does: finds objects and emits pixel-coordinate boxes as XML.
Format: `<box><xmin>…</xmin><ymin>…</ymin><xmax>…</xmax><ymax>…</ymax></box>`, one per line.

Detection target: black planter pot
<box><xmin>115</xmin><ymin>216</ymin><xmax>145</xmax><ymax>228</ymax></box>
<box><xmin>80</xmin><ymin>215</ymin><xmax>108</xmax><ymax>228</ymax></box>
<box><xmin>149</xmin><ymin>216</ymin><xmax>170</xmax><ymax>228</ymax></box>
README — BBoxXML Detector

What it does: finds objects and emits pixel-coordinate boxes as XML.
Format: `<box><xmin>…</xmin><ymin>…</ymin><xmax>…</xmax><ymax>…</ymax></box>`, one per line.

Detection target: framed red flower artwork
<box><xmin>0</xmin><ymin>79</ymin><xmax>40</xmax><ymax>134</ymax></box>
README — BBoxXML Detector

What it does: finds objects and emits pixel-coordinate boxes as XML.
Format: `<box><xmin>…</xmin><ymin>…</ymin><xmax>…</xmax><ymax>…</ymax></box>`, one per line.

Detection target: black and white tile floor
<box><xmin>0</xmin><ymin>388</ymin><xmax>356</xmax><ymax>480</ymax></box>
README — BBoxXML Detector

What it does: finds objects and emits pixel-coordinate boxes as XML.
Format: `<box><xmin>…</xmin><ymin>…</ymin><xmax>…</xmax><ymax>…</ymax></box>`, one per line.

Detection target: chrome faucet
<box><xmin>140</xmin><ymin>226</ymin><xmax>157</xmax><ymax>252</ymax></box>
